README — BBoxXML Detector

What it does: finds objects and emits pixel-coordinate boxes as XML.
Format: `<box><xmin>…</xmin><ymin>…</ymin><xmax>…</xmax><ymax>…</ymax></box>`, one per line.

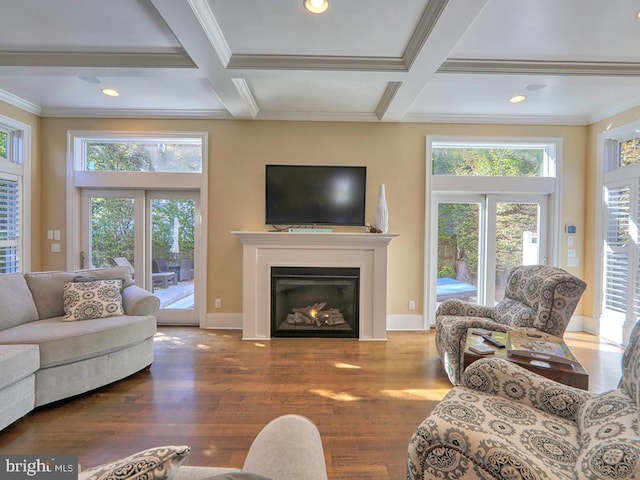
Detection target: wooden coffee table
<box><xmin>463</xmin><ymin>330</ymin><xmax>589</xmax><ymax>390</ymax></box>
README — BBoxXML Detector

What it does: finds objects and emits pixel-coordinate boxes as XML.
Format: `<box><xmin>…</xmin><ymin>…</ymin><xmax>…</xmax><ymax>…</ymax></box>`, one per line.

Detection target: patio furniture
<box><xmin>113</xmin><ymin>257</ymin><xmax>177</xmax><ymax>289</ymax></box>
<box><xmin>179</xmin><ymin>258</ymin><xmax>194</xmax><ymax>281</ymax></box>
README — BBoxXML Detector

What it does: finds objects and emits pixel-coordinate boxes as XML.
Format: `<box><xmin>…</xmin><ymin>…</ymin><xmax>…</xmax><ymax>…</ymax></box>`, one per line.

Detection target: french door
<box><xmin>428</xmin><ymin>193</ymin><xmax>548</xmax><ymax>324</ymax></box>
<box><xmin>79</xmin><ymin>189</ymin><xmax>201</xmax><ymax>324</ymax></box>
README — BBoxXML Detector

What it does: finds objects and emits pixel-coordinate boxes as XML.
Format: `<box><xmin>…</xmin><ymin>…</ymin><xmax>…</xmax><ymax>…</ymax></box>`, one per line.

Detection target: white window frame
<box><xmin>0</xmin><ymin>114</ymin><xmax>31</xmax><ymax>273</ymax></box>
<box><xmin>596</xmin><ymin>120</ymin><xmax>640</xmax><ymax>345</ymax></box>
<box><xmin>424</xmin><ymin>136</ymin><xmax>562</xmax><ymax>328</ymax></box>
<box><xmin>66</xmin><ymin>130</ymin><xmax>208</xmax><ymax>327</ymax></box>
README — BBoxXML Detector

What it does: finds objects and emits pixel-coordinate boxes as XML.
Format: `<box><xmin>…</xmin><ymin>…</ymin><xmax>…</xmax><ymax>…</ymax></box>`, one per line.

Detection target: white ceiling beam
<box><xmin>379</xmin><ymin>0</ymin><xmax>490</xmax><ymax>122</ymax></box>
<box><xmin>149</xmin><ymin>0</ymin><xmax>257</xmax><ymax>119</ymax></box>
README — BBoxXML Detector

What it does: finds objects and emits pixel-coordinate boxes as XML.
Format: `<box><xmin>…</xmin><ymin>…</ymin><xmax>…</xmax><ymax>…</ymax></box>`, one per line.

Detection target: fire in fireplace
<box><xmin>271</xmin><ymin>266</ymin><xmax>360</xmax><ymax>338</ymax></box>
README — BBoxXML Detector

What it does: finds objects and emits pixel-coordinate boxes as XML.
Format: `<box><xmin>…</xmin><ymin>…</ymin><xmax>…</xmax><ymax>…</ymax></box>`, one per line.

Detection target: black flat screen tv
<box><xmin>265</xmin><ymin>165</ymin><xmax>366</xmax><ymax>226</ymax></box>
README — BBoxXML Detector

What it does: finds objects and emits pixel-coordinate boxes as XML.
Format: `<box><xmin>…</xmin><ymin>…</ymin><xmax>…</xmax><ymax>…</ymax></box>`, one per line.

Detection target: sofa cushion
<box><xmin>575</xmin><ymin>388</ymin><xmax>640</xmax><ymax>479</ymax></box>
<box><xmin>0</xmin><ymin>344</ymin><xmax>39</xmax><ymax>390</ymax></box>
<box><xmin>24</xmin><ymin>271</ymin><xmax>77</xmax><ymax>319</ymax></box>
<box><xmin>62</xmin><ymin>279</ymin><xmax>124</xmax><ymax>321</ymax></box>
<box><xmin>79</xmin><ymin>446</ymin><xmax>190</xmax><ymax>480</ymax></box>
<box><xmin>0</xmin><ymin>315</ymin><xmax>156</xmax><ymax>368</ymax></box>
<box><xmin>74</xmin><ymin>266</ymin><xmax>134</xmax><ymax>288</ymax></box>
<box><xmin>0</xmin><ymin>273</ymin><xmax>39</xmax><ymax>330</ymax></box>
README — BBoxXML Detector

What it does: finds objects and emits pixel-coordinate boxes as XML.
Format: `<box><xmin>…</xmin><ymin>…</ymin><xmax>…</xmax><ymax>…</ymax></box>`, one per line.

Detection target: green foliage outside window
<box><xmin>619</xmin><ymin>138</ymin><xmax>640</xmax><ymax>168</ymax></box>
<box><xmin>86</xmin><ymin>141</ymin><xmax>202</xmax><ymax>172</ymax></box>
<box><xmin>433</xmin><ymin>147</ymin><xmax>543</xmax><ymax>176</ymax></box>
<box><xmin>0</xmin><ymin>132</ymin><xmax>7</xmax><ymax>159</ymax></box>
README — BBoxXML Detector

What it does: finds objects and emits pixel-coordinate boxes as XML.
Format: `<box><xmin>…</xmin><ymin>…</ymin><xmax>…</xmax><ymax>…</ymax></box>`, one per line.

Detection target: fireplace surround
<box><xmin>232</xmin><ymin>231</ymin><xmax>397</xmax><ymax>341</ymax></box>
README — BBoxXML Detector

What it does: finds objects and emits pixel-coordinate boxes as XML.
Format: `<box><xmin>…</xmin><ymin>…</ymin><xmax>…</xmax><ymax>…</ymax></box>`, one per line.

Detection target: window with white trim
<box><xmin>0</xmin><ymin>120</ymin><xmax>26</xmax><ymax>273</ymax></box>
<box><xmin>600</xmin><ymin>127</ymin><xmax>640</xmax><ymax>345</ymax></box>
<box><xmin>425</xmin><ymin>137</ymin><xmax>560</xmax><ymax>325</ymax></box>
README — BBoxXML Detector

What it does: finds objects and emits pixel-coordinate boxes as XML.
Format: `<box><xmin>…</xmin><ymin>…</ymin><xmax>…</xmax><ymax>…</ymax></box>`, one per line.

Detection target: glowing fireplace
<box><xmin>271</xmin><ymin>267</ymin><xmax>359</xmax><ymax>338</ymax></box>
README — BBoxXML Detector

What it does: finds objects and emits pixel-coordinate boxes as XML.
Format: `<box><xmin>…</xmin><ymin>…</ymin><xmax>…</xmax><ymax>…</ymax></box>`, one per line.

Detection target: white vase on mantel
<box><xmin>375</xmin><ymin>184</ymin><xmax>389</xmax><ymax>233</ymax></box>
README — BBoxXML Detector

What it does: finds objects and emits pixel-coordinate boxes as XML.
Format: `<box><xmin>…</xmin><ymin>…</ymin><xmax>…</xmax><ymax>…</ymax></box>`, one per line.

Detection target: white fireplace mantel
<box><xmin>232</xmin><ymin>231</ymin><xmax>398</xmax><ymax>341</ymax></box>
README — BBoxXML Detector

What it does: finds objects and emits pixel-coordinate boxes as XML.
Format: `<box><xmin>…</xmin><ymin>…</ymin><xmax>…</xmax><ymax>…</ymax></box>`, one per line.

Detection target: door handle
<box><xmin>80</xmin><ymin>251</ymin><xmax>86</xmax><ymax>269</ymax></box>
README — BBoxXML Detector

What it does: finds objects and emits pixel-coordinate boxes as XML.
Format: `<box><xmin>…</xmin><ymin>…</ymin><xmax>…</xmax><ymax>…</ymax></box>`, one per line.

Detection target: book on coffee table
<box><xmin>506</xmin><ymin>331</ymin><xmax>578</xmax><ymax>365</ymax></box>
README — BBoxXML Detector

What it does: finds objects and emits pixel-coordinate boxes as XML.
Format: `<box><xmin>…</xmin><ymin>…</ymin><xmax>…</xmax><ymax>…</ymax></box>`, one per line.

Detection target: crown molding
<box><xmin>231</xmin><ymin>78</ymin><xmax>259</xmax><ymax>118</ymax></box>
<box><xmin>375</xmin><ymin>82</ymin><xmax>402</xmax><ymax>120</ymax></box>
<box><xmin>0</xmin><ymin>89</ymin><xmax>41</xmax><ymax>115</ymax></box>
<box><xmin>402</xmin><ymin>112</ymin><xmax>589</xmax><ymax>126</ymax></box>
<box><xmin>187</xmin><ymin>0</ymin><xmax>232</xmax><ymax>66</ymax></box>
<box><xmin>587</xmin><ymin>97</ymin><xmax>640</xmax><ymax>124</ymax></box>
<box><xmin>402</xmin><ymin>0</ymin><xmax>449</xmax><ymax>69</ymax></box>
<box><xmin>40</xmin><ymin>107</ymin><xmax>231</xmax><ymax>119</ymax></box>
<box><xmin>227</xmin><ymin>54</ymin><xmax>406</xmax><ymax>72</ymax></box>
<box><xmin>0</xmin><ymin>50</ymin><xmax>196</xmax><ymax>69</ymax></box>
<box><xmin>439</xmin><ymin>58</ymin><xmax>640</xmax><ymax>77</ymax></box>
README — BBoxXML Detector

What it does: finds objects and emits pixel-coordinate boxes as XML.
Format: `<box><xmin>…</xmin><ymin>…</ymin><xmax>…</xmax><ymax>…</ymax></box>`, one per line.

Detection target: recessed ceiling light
<box><xmin>303</xmin><ymin>0</ymin><xmax>328</xmax><ymax>14</ymax></box>
<box><xmin>509</xmin><ymin>94</ymin><xmax>527</xmax><ymax>103</ymax></box>
<box><xmin>101</xmin><ymin>88</ymin><xmax>120</xmax><ymax>97</ymax></box>
<box><xmin>636</xmin><ymin>10</ymin><xmax>640</xmax><ymax>19</ymax></box>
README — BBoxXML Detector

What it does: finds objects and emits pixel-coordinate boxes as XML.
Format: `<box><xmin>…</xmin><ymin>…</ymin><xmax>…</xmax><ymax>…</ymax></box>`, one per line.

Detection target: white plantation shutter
<box><xmin>604</xmin><ymin>185</ymin><xmax>630</xmax><ymax>314</ymax></box>
<box><xmin>603</xmin><ymin>180</ymin><xmax>640</xmax><ymax>339</ymax></box>
<box><xmin>0</xmin><ymin>174</ymin><xmax>20</xmax><ymax>273</ymax></box>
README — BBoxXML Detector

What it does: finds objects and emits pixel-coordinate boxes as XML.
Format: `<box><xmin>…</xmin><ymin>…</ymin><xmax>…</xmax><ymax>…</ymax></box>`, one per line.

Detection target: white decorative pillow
<box><xmin>79</xmin><ymin>445</ymin><xmax>190</xmax><ymax>480</ymax></box>
<box><xmin>62</xmin><ymin>279</ymin><xmax>124</xmax><ymax>321</ymax></box>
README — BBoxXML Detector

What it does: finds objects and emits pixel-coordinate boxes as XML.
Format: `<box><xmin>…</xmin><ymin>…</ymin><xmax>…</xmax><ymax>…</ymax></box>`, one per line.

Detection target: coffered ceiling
<box><xmin>1</xmin><ymin>0</ymin><xmax>639</xmax><ymax>125</ymax></box>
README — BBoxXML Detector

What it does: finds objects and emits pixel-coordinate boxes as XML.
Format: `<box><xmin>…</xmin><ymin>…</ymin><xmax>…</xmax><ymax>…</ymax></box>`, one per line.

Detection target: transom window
<box><xmin>80</xmin><ymin>137</ymin><xmax>203</xmax><ymax>173</ymax></box>
<box><xmin>619</xmin><ymin>136</ymin><xmax>640</xmax><ymax>168</ymax></box>
<box><xmin>432</xmin><ymin>142</ymin><xmax>555</xmax><ymax>177</ymax></box>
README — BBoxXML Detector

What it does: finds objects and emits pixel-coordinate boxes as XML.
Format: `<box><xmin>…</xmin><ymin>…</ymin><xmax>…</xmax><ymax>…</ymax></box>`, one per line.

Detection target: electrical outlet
<box><xmin>51</xmin><ymin>243</ymin><xmax>61</xmax><ymax>253</ymax></box>
<box><xmin>408</xmin><ymin>300</ymin><xmax>416</xmax><ymax>311</ymax></box>
<box><xmin>215</xmin><ymin>298</ymin><xmax>222</xmax><ymax>309</ymax></box>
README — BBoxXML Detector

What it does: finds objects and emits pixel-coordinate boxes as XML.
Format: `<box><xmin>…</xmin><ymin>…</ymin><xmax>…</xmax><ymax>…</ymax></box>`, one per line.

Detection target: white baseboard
<box><xmin>387</xmin><ymin>314</ymin><xmax>426</xmax><ymax>331</ymax></box>
<box><xmin>203</xmin><ymin>312</ymin><xmax>242</xmax><ymax>329</ymax></box>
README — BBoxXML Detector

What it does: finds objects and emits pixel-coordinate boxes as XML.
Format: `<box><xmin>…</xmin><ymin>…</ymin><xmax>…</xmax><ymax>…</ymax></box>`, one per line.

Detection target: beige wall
<box><xmin>36</xmin><ymin>117</ymin><xmax>589</xmax><ymax>317</ymax></box>
<box><xmin>0</xmin><ymin>101</ymin><xmax>41</xmax><ymax>270</ymax></box>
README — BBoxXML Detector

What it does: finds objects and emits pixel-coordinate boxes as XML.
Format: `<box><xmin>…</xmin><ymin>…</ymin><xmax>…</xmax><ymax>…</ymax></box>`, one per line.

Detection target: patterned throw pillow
<box><xmin>62</xmin><ymin>279</ymin><xmax>124</xmax><ymax>321</ymax></box>
<box><xmin>79</xmin><ymin>445</ymin><xmax>190</xmax><ymax>480</ymax></box>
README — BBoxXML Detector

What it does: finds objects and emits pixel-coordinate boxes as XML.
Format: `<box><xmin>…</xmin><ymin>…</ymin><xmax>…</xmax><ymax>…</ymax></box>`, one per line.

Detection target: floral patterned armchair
<box><xmin>408</xmin><ymin>318</ymin><xmax>640</xmax><ymax>480</ymax></box>
<box><xmin>435</xmin><ymin>265</ymin><xmax>586</xmax><ymax>385</ymax></box>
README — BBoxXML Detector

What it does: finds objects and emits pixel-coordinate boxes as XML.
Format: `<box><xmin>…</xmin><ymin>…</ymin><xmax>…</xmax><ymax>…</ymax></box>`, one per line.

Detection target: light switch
<box><xmin>567</xmin><ymin>258</ymin><xmax>579</xmax><ymax>267</ymax></box>
<box><xmin>53</xmin><ymin>230</ymin><xmax>61</xmax><ymax>240</ymax></box>
<box><xmin>47</xmin><ymin>230</ymin><xmax>53</xmax><ymax>240</ymax></box>
<box><xmin>567</xmin><ymin>235</ymin><xmax>574</xmax><ymax>246</ymax></box>
<box><xmin>568</xmin><ymin>249</ymin><xmax>576</xmax><ymax>258</ymax></box>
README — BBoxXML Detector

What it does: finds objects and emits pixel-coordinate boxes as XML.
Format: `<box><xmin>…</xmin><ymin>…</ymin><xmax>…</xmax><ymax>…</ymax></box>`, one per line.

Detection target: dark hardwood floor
<box><xmin>0</xmin><ymin>328</ymin><xmax>623</xmax><ymax>479</ymax></box>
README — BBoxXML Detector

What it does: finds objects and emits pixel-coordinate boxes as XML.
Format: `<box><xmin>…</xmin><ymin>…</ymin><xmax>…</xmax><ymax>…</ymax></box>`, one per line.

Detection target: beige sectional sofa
<box><xmin>0</xmin><ymin>267</ymin><xmax>159</xmax><ymax>430</ymax></box>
